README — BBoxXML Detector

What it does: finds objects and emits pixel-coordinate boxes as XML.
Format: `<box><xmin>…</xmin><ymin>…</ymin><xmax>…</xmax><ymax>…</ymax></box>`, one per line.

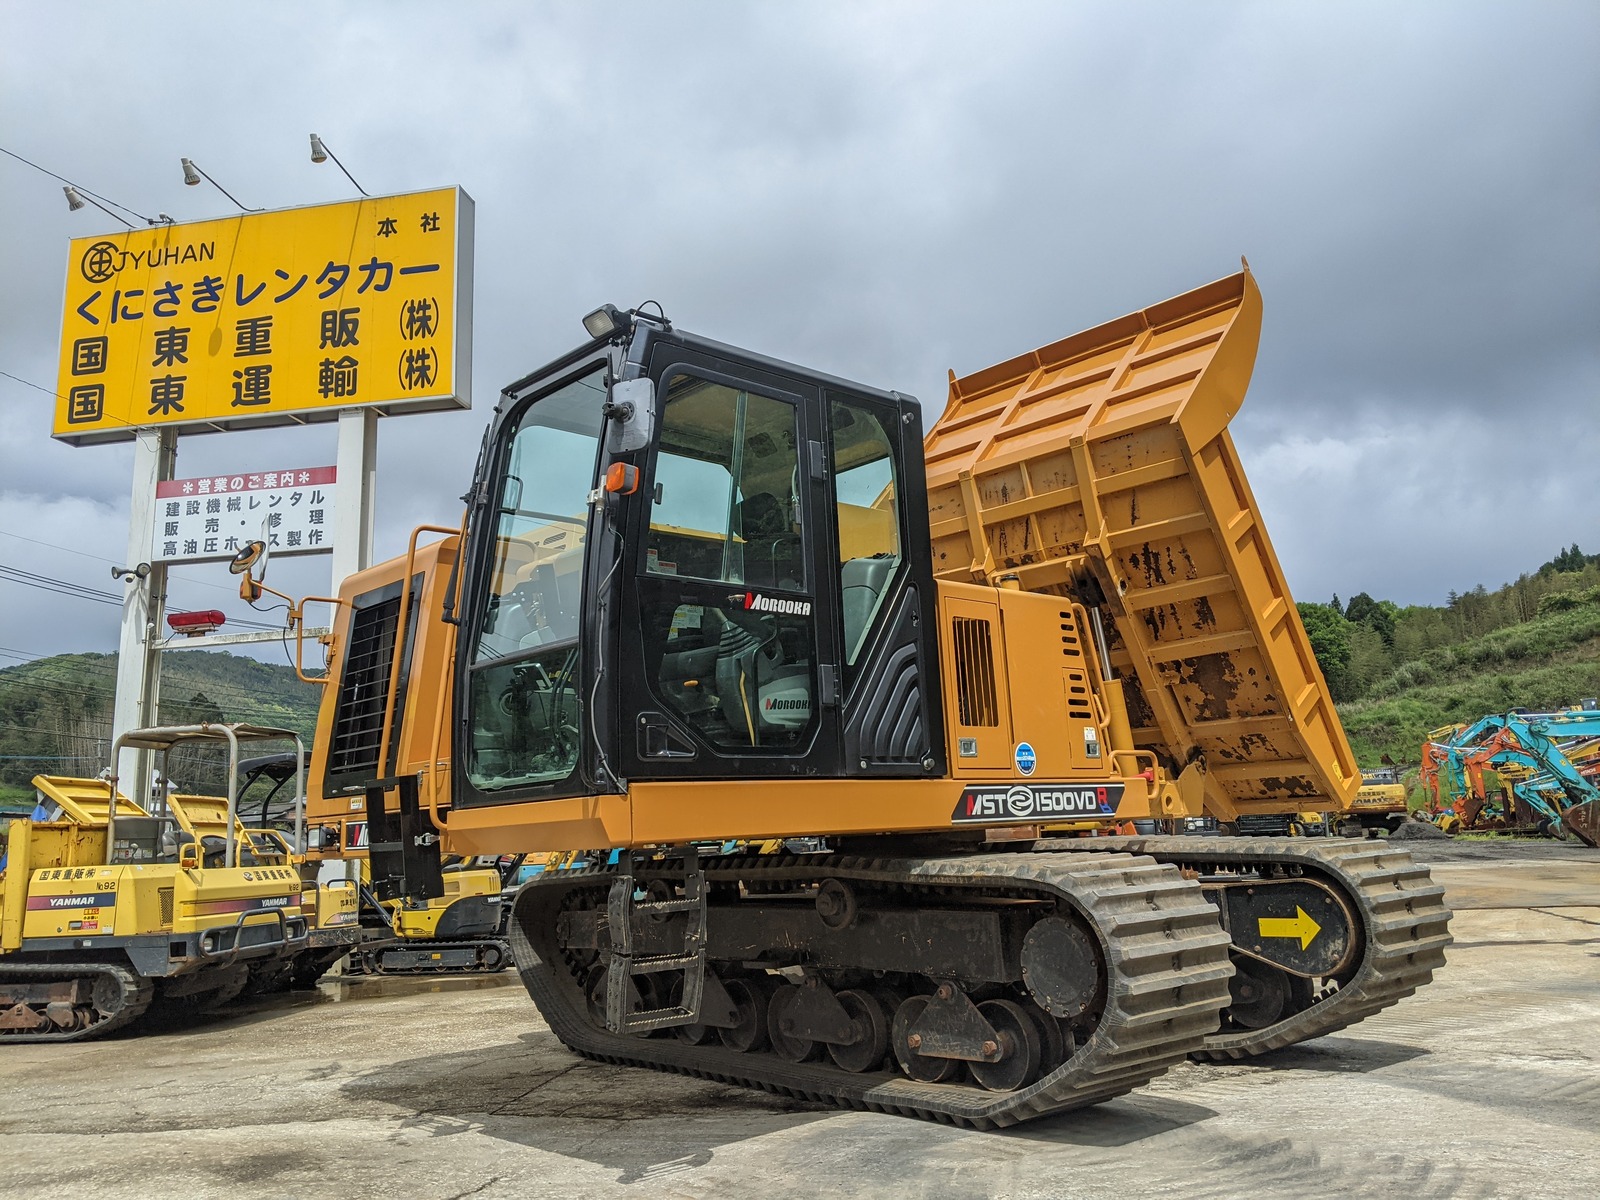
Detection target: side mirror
<box><xmin>606</xmin><ymin>378</ymin><xmax>655</xmax><ymax>454</ymax></box>
<box><xmin>230</xmin><ymin>539</ymin><xmax>269</xmax><ymax>601</ymax></box>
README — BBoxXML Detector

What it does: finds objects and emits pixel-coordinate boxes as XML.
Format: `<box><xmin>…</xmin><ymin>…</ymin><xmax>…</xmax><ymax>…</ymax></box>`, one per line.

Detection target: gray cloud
<box><xmin>3</xmin><ymin>0</ymin><xmax>1597</xmax><ymax>668</ymax></box>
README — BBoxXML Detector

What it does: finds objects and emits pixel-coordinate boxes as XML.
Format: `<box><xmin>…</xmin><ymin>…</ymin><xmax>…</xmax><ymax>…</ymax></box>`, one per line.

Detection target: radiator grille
<box><xmin>158</xmin><ymin>887</ymin><xmax>174</xmax><ymax>927</ymax></box>
<box><xmin>328</xmin><ymin>595</ymin><xmax>403</xmax><ymax>777</ymax></box>
<box><xmin>951</xmin><ymin>616</ymin><xmax>999</xmax><ymax>727</ymax></box>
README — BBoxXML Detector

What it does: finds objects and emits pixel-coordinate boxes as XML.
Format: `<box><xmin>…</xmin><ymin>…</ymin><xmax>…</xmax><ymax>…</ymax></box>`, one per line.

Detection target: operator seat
<box><xmin>840</xmin><ymin>555</ymin><xmax>896</xmax><ymax>662</ymax></box>
<box><xmin>738</xmin><ymin>493</ymin><xmax>800</xmax><ymax>589</ymax></box>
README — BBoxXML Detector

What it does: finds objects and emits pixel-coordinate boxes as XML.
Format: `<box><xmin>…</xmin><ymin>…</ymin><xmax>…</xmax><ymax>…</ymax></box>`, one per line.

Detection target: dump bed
<box><xmin>30</xmin><ymin>776</ymin><xmax>149</xmax><ymax>824</ymax></box>
<box><xmin>923</xmin><ymin>269</ymin><xmax>1358</xmax><ymax>817</ymax></box>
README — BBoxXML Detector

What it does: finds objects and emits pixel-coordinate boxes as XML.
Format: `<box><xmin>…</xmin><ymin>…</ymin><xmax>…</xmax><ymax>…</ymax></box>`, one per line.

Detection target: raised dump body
<box><xmin>924</xmin><ymin>268</ymin><xmax>1358</xmax><ymax>820</ymax></box>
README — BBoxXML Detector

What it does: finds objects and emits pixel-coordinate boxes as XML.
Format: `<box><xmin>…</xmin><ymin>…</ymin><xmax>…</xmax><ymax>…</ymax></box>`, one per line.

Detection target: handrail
<box><xmin>423</xmin><ymin>507</ymin><xmax>471</xmax><ymax>832</ymax></box>
<box><xmin>375</xmin><ymin>524</ymin><xmax>461</xmax><ymax>795</ymax></box>
<box><xmin>423</xmin><ymin>613</ymin><xmax>459</xmax><ymax>833</ymax></box>
<box><xmin>290</xmin><ymin>596</ymin><xmax>344</xmax><ymax>685</ymax></box>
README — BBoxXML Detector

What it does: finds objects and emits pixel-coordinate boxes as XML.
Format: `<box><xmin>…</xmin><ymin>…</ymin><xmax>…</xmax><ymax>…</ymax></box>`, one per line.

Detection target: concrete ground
<box><xmin>2</xmin><ymin>841</ymin><xmax>1598</xmax><ymax>1199</ymax></box>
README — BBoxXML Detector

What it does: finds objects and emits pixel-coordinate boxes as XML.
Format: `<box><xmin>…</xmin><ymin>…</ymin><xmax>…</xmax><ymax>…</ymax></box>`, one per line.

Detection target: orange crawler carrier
<box><xmin>284</xmin><ymin>268</ymin><xmax>1450</xmax><ymax>1126</ymax></box>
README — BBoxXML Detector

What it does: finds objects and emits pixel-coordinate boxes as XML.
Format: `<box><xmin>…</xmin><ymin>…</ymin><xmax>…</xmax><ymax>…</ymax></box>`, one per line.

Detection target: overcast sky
<box><xmin>2</xmin><ymin>0</ymin><xmax>1597</xmax><ymax>667</ymax></box>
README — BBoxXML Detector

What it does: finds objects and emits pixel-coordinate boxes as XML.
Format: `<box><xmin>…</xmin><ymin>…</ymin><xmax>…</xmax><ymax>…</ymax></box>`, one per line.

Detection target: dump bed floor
<box><xmin>924</xmin><ymin>269</ymin><xmax>1358</xmax><ymax>816</ymax></box>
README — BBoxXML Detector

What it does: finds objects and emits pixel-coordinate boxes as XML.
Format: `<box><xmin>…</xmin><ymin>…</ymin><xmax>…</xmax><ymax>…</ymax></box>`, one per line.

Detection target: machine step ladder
<box><xmin>604</xmin><ymin>851</ymin><xmax>707</xmax><ymax>1034</ymax></box>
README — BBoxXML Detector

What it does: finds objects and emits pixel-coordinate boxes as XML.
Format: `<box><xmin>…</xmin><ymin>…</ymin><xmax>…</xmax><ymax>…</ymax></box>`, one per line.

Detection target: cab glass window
<box><xmin>465</xmin><ymin>366</ymin><xmax>604</xmax><ymax>791</ymax></box>
<box><xmin>830</xmin><ymin>398</ymin><xmax>902</xmax><ymax>668</ymax></box>
<box><xmin>646</xmin><ymin>375</ymin><xmax>804</xmax><ymax>591</ymax></box>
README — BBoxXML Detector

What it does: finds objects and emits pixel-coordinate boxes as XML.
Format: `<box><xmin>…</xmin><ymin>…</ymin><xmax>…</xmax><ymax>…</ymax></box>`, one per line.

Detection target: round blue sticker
<box><xmin>1014</xmin><ymin>742</ymin><xmax>1037</xmax><ymax>776</ymax></box>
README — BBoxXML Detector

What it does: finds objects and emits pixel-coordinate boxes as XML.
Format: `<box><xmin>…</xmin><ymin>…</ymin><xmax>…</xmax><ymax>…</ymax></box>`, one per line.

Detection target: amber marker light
<box><xmin>604</xmin><ymin>463</ymin><xmax>640</xmax><ymax>495</ymax></box>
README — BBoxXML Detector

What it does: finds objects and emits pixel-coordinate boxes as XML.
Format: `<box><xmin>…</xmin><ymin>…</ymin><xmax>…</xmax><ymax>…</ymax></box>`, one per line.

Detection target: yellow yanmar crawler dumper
<box><xmin>249</xmin><ymin>267</ymin><xmax>1451</xmax><ymax>1126</ymax></box>
<box><xmin>0</xmin><ymin>724</ymin><xmax>321</xmax><ymax>1040</ymax></box>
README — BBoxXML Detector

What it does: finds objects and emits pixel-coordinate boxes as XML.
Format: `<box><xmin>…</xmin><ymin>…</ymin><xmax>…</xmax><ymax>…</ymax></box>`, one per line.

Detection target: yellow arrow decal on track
<box><xmin>1257</xmin><ymin>906</ymin><xmax>1322</xmax><ymax>950</ymax></box>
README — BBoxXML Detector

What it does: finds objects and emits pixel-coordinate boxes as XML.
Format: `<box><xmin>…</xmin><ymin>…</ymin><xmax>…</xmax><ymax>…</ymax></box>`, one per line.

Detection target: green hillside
<box><xmin>1317</xmin><ymin>545</ymin><xmax>1600</xmax><ymax>767</ymax></box>
<box><xmin>0</xmin><ymin>649</ymin><xmax>321</xmax><ymax>803</ymax></box>
<box><xmin>1336</xmin><ymin>604</ymin><xmax>1600</xmax><ymax>765</ymax></box>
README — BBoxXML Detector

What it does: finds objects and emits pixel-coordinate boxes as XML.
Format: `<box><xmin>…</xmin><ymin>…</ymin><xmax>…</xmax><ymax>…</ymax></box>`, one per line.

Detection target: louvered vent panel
<box><xmin>951</xmin><ymin>616</ymin><xmax>999</xmax><ymax>727</ymax></box>
<box><xmin>328</xmin><ymin>596</ymin><xmax>402</xmax><ymax>777</ymax></box>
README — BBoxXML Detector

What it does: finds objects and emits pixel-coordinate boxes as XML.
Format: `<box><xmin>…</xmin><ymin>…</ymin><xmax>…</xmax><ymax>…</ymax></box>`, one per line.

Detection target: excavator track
<box><xmin>509</xmin><ymin>849</ymin><xmax>1233</xmax><ymax>1129</ymax></box>
<box><xmin>0</xmin><ymin>962</ymin><xmax>154</xmax><ymax>1042</ymax></box>
<box><xmin>356</xmin><ymin>938</ymin><xmax>511</xmax><ymax>975</ymax></box>
<box><xmin>1035</xmin><ymin>836</ymin><xmax>1452</xmax><ymax>1059</ymax></box>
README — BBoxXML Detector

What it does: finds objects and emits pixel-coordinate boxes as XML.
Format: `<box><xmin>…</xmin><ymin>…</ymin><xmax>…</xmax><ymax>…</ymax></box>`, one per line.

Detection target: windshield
<box><xmin>466</xmin><ymin>366</ymin><xmax>606</xmax><ymax>792</ymax></box>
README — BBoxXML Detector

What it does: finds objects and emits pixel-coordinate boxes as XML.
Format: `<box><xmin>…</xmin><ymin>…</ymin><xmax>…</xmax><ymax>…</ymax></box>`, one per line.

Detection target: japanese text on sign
<box><xmin>153</xmin><ymin>467</ymin><xmax>336</xmax><ymax>564</ymax></box>
<box><xmin>55</xmin><ymin>187</ymin><xmax>473</xmax><ymax>445</ymax></box>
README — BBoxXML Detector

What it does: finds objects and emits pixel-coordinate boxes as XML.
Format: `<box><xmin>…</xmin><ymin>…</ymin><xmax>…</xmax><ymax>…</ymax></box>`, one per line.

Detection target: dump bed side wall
<box><xmin>924</xmin><ymin>270</ymin><xmax>1358</xmax><ymax>816</ymax></box>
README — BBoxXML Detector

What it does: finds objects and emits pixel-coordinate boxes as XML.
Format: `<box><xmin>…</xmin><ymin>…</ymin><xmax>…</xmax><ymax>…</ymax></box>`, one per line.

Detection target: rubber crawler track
<box><xmin>510</xmin><ymin>850</ymin><xmax>1233</xmax><ymax>1129</ymax></box>
<box><xmin>0</xmin><ymin>962</ymin><xmax>154</xmax><ymax>1042</ymax></box>
<box><xmin>1034</xmin><ymin>836</ymin><xmax>1453</xmax><ymax>1059</ymax></box>
<box><xmin>356</xmin><ymin>938</ymin><xmax>511</xmax><ymax>976</ymax></box>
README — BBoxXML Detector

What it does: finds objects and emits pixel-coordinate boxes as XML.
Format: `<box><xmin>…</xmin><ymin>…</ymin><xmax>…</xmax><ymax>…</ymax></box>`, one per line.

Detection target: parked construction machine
<box><xmin>1336</xmin><ymin>767</ymin><xmax>1409</xmax><ymax>838</ymax></box>
<box><xmin>1421</xmin><ymin>712</ymin><xmax>1600</xmax><ymax>845</ymax></box>
<box><xmin>0</xmin><ymin>724</ymin><xmax>320</xmax><ymax>1040</ymax></box>
<box><xmin>346</xmin><ymin>856</ymin><xmax>512</xmax><ymax>975</ymax></box>
<box><xmin>249</xmin><ymin>746</ymin><xmax>510</xmax><ymax>976</ymax></box>
<box><xmin>264</xmin><ymin>267</ymin><xmax>1450</xmax><ymax>1126</ymax></box>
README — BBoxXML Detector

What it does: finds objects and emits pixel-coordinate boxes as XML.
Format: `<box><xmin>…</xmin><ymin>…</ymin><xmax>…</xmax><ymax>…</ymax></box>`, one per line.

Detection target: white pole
<box><xmin>330</xmin><ymin>407</ymin><xmax>377</xmax><ymax>909</ymax></box>
<box><xmin>332</xmin><ymin>407</ymin><xmax>377</xmax><ymax>585</ymax></box>
<box><xmin>112</xmin><ymin>427</ymin><xmax>176</xmax><ymax>807</ymax></box>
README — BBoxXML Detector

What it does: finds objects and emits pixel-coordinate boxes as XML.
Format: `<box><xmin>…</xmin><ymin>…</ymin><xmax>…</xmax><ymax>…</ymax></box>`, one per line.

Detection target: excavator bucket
<box><xmin>1563</xmin><ymin>799</ymin><xmax>1600</xmax><ymax>848</ymax></box>
<box><xmin>924</xmin><ymin>268</ymin><xmax>1359</xmax><ymax>818</ymax></box>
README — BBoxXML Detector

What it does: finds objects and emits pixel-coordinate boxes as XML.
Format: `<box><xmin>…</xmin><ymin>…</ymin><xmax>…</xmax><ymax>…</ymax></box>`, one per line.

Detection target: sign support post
<box><xmin>332</xmin><ymin>407</ymin><xmax>377</xmax><ymax>584</ymax></box>
<box><xmin>112</xmin><ymin>427</ymin><xmax>176</xmax><ymax>807</ymax></box>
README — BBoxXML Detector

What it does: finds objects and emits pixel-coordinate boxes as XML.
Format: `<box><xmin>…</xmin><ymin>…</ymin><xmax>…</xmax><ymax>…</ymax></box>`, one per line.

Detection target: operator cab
<box><xmin>454</xmin><ymin>307</ymin><xmax>946</xmax><ymax>808</ymax></box>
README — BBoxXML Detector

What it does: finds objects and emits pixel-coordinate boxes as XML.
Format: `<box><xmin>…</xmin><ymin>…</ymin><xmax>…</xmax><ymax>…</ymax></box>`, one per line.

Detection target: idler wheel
<box><xmin>890</xmin><ymin>994</ymin><xmax>960</xmax><ymax>1083</ymax></box>
<box><xmin>968</xmin><ymin>999</ymin><xmax>1043</xmax><ymax>1093</ymax></box>
<box><xmin>92</xmin><ymin>973</ymin><xmax>125</xmax><ymax>1016</ymax></box>
<box><xmin>718</xmin><ymin>976</ymin><xmax>773</xmax><ymax>1053</ymax></box>
<box><xmin>1227</xmin><ymin>958</ymin><xmax>1289</xmax><ymax>1030</ymax></box>
<box><xmin>767</xmin><ymin>983</ymin><xmax>823</xmax><ymax>1062</ymax></box>
<box><xmin>826</xmin><ymin>989</ymin><xmax>889</xmax><ymax>1073</ymax></box>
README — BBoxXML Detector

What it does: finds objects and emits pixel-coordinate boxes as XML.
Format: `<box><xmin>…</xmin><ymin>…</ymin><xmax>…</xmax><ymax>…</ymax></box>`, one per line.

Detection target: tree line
<box><xmin>1298</xmin><ymin>544</ymin><xmax>1600</xmax><ymax>704</ymax></box>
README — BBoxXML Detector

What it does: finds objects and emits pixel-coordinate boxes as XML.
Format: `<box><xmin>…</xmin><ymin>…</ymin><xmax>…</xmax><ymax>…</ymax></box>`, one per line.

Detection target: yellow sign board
<box><xmin>53</xmin><ymin>187</ymin><xmax>472</xmax><ymax>445</ymax></box>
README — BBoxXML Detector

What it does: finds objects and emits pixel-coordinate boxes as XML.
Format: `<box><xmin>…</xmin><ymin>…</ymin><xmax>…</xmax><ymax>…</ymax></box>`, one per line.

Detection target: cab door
<box><xmin>618</xmin><ymin>347</ymin><xmax>843</xmax><ymax>780</ymax></box>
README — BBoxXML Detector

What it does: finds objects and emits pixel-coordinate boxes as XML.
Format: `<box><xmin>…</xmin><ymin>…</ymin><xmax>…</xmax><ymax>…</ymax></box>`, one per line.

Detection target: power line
<box><xmin>0</xmin><ymin>564</ymin><xmax>288</xmax><ymax>629</ymax></box>
<box><xmin>0</xmin><ymin>143</ymin><xmax>157</xmax><ymax>224</ymax></box>
<box><xmin>0</xmin><ymin>528</ymin><xmax>250</xmax><ymax>598</ymax></box>
<box><xmin>0</xmin><ymin>367</ymin><xmax>139</xmax><ymax>432</ymax></box>
<box><xmin>0</xmin><ymin>564</ymin><xmax>122</xmax><ymax>606</ymax></box>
